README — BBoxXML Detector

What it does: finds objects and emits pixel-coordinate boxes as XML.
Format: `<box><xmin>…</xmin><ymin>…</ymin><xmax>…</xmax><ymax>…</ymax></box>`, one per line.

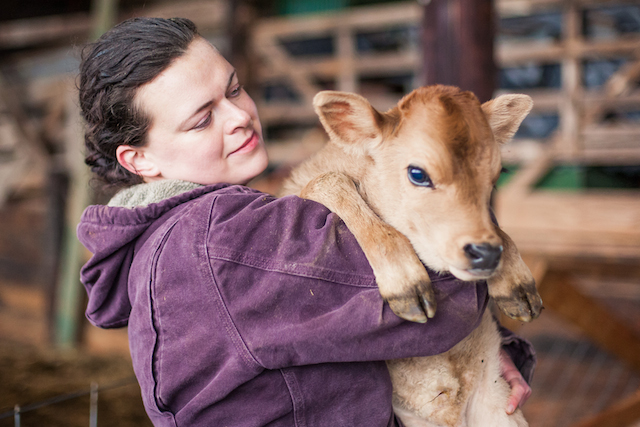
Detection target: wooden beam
<box><xmin>543</xmin><ymin>256</ymin><xmax>640</xmax><ymax>280</ymax></box>
<box><xmin>123</xmin><ymin>0</ymin><xmax>228</xmax><ymax>34</ymax></box>
<box><xmin>498</xmin><ymin>89</ymin><xmax>640</xmax><ymax>116</ymax></box>
<box><xmin>500</xmin><ymin>139</ymin><xmax>548</xmax><ymax>164</ymax></box>
<box><xmin>256</xmin><ymin>41</ymin><xmax>321</xmax><ymax>106</ymax></box>
<box><xmin>253</xmin><ymin>1</ymin><xmax>421</xmax><ymax>40</ymax></box>
<box><xmin>571</xmin><ymin>388</ymin><xmax>640</xmax><ymax>427</ymax></box>
<box><xmin>537</xmin><ymin>270</ymin><xmax>640</xmax><ymax>373</ymax></box>
<box><xmin>0</xmin><ymin>13</ymin><xmax>91</xmax><ymax>50</ymax></box>
<box><xmin>575</xmin><ymin>147</ymin><xmax>640</xmax><ymax>165</ymax></box>
<box><xmin>498</xmin><ymin>191</ymin><xmax>640</xmax><ymax>258</ymax></box>
<box><xmin>498</xmin><ymin>37</ymin><xmax>640</xmax><ymax>66</ymax></box>
<box><xmin>252</xmin><ymin>1</ymin><xmax>423</xmax><ymax>128</ymax></box>
<box><xmin>256</xmin><ymin>50</ymin><xmax>420</xmax><ymax>83</ymax></box>
<box><xmin>583</xmin><ymin>125</ymin><xmax>640</xmax><ymax>150</ymax></box>
<box><xmin>506</xmin><ymin>230</ymin><xmax>640</xmax><ymax>259</ymax></box>
<box><xmin>256</xmin><ymin>102</ymin><xmax>316</xmax><ymax>124</ymax></box>
<box><xmin>256</xmin><ymin>92</ymin><xmax>405</xmax><ymax>126</ymax></box>
<box><xmin>0</xmin><ymin>0</ymin><xmax>228</xmax><ymax>51</ymax></box>
<box><xmin>606</xmin><ymin>59</ymin><xmax>640</xmax><ymax>97</ymax></box>
<box><xmin>497</xmin><ymin>0</ymin><xmax>562</xmax><ymax>17</ymax></box>
<box><xmin>496</xmin><ymin>154</ymin><xmax>640</xmax><ymax>259</ymax></box>
<box><xmin>497</xmin><ymin>0</ymin><xmax>640</xmax><ymax>18</ymax></box>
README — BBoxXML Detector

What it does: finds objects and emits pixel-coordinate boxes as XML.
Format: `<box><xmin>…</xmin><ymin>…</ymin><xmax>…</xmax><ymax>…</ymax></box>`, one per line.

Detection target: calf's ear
<box><xmin>313</xmin><ymin>91</ymin><xmax>385</xmax><ymax>148</ymax></box>
<box><xmin>481</xmin><ymin>94</ymin><xmax>533</xmax><ymax>145</ymax></box>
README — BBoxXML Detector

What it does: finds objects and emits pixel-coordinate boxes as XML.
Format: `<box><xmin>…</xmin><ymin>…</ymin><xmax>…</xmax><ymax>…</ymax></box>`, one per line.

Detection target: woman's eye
<box><xmin>193</xmin><ymin>112</ymin><xmax>212</xmax><ymax>130</ymax></box>
<box><xmin>229</xmin><ymin>85</ymin><xmax>243</xmax><ymax>98</ymax></box>
<box><xmin>407</xmin><ymin>166</ymin><xmax>434</xmax><ymax>188</ymax></box>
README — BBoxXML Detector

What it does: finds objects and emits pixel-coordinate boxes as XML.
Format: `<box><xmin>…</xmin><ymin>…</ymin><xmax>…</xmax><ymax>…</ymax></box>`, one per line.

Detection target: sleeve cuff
<box><xmin>498</xmin><ymin>324</ymin><xmax>537</xmax><ymax>384</ymax></box>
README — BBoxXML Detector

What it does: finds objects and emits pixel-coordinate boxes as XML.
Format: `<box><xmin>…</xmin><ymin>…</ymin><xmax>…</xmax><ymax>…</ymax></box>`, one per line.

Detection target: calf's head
<box><xmin>313</xmin><ymin>85</ymin><xmax>532</xmax><ymax>281</ymax></box>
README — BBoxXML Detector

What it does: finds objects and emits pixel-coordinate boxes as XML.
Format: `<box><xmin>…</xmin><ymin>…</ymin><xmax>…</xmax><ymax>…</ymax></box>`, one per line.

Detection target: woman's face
<box><xmin>130</xmin><ymin>37</ymin><xmax>268</xmax><ymax>185</ymax></box>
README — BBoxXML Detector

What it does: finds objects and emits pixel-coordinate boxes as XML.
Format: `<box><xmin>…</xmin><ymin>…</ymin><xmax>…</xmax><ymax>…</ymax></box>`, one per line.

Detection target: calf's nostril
<box><xmin>463</xmin><ymin>243</ymin><xmax>503</xmax><ymax>270</ymax></box>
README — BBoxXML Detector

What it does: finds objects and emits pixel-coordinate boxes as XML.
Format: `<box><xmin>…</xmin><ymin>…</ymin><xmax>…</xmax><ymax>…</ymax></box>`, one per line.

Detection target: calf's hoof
<box><xmin>386</xmin><ymin>281</ymin><xmax>437</xmax><ymax>323</ymax></box>
<box><xmin>493</xmin><ymin>281</ymin><xmax>543</xmax><ymax>322</ymax></box>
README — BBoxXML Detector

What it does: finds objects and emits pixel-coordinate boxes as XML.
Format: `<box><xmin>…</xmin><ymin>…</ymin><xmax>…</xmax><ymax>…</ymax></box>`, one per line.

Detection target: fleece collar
<box><xmin>108</xmin><ymin>179</ymin><xmax>203</xmax><ymax>208</ymax></box>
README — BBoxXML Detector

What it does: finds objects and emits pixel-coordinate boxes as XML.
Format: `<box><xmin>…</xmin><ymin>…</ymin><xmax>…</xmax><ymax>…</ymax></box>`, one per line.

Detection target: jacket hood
<box><xmin>77</xmin><ymin>182</ymin><xmax>223</xmax><ymax>328</ymax></box>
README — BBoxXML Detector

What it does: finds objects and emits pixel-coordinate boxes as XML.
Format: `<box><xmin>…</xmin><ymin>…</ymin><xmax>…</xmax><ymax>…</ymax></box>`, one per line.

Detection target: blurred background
<box><xmin>0</xmin><ymin>0</ymin><xmax>639</xmax><ymax>425</ymax></box>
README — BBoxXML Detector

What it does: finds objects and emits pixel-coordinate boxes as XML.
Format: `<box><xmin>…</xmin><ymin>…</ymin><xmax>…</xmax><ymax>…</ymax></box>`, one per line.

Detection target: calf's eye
<box><xmin>407</xmin><ymin>166</ymin><xmax>434</xmax><ymax>188</ymax></box>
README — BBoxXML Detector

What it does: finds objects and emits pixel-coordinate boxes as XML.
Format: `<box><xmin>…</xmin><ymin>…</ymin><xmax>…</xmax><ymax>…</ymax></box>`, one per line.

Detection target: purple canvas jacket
<box><xmin>78</xmin><ymin>183</ymin><xmax>534</xmax><ymax>427</ymax></box>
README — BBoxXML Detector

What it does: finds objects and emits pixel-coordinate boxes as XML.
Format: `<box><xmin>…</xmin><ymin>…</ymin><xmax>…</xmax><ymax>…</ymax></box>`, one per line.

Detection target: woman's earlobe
<box><xmin>115</xmin><ymin>145</ymin><xmax>161</xmax><ymax>179</ymax></box>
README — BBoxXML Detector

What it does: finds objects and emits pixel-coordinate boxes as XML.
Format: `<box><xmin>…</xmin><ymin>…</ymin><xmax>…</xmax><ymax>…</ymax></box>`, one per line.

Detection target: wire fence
<box><xmin>0</xmin><ymin>376</ymin><xmax>137</xmax><ymax>427</ymax></box>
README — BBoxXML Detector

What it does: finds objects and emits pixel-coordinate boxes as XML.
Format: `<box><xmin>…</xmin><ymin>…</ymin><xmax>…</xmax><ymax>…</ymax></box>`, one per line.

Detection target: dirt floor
<box><xmin>0</xmin><ymin>339</ymin><xmax>152</xmax><ymax>427</ymax></box>
<box><xmin>0</xmin><ymin>193</ymin><xmax>151</xmax><ymax>427</ymax></box>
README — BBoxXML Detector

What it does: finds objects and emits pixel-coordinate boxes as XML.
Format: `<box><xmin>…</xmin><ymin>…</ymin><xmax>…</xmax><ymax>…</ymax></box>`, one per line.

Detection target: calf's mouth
<box><xmin>446</xmin><ymin>243</ymin><xmax>503</xmax><ymax>281</ymax></box>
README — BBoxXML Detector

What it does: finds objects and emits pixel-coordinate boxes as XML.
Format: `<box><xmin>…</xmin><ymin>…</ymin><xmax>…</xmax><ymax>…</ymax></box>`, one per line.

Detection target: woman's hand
<box><xmin>500</xmin><ymin>348</ymin><xmax>532</xmax><ymax>414</ymax></box>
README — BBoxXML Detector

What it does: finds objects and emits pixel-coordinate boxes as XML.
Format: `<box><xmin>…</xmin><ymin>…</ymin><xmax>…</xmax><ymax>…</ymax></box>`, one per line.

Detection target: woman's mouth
<box><xmin>229</xmin><ymin>132</ymin><xmax>259</xmax><ymax>156</ymax></box>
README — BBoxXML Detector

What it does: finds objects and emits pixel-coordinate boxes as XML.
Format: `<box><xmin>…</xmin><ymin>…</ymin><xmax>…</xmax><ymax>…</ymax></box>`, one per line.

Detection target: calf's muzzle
<box><xmin>464</xmin><ymin>243</ymin><xmax>503</xmax><ymax>271</ymax></box>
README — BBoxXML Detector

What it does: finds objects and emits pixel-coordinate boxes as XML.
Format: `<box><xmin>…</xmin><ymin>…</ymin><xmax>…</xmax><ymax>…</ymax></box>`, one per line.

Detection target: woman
<box><xmin>77</xmin><ymin>17</ymin><xmax>534</xmax><ymax>426</ymax></box>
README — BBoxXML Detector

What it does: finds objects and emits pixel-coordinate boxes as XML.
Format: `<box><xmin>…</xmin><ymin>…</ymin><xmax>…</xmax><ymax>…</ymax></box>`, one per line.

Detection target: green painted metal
<box><xmin>278</xmin><ymin>0</ymin><xmax>348</xmax><ymax>15</ymax></box>
<box><xmin>535</xmin><ymin>165</ymin><xmax>583</xmax><ymax>190</ymax></box>
<box><xmin>54</xmin><ymin>0</ymin><xmax>118</xmax><ymax>349</ymax></box>
<box><xmin>533</xmin><ymin>165</ymin><xmax>640</xmax><ymax>191</ymax></box>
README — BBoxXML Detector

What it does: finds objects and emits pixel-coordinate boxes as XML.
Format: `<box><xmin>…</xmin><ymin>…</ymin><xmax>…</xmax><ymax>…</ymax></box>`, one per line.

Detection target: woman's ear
<box><xmin>116</xmin><ymin>145</ymin><xmax>161</xmax><ymax>179</ymax></box>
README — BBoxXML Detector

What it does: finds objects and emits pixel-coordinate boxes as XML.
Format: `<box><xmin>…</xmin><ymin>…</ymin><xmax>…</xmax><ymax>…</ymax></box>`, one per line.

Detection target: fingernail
<box><xmin>506</xmin><ymin>404</ymin><xmax>515</xmax><ymax>414</ymax></box>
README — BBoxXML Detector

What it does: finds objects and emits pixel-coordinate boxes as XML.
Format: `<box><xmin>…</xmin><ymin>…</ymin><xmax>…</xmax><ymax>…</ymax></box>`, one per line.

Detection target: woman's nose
<box><xmin>222</xmin><ymin>99</ymin><xmax>252</xmax><ymax>133</ymax></box>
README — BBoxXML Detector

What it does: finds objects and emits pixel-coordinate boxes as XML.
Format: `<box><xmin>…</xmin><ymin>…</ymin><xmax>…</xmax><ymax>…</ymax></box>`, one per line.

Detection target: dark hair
<box><xmin>79</xmin><ymin>17</ymin><xmax>199</xmax><ymax>188</ymax></box>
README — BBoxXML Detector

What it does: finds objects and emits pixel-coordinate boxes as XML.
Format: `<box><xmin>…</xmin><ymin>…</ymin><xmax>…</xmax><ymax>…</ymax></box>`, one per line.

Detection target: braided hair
<box><xmin>79</xmin><ymin>17</ymin><xmax>198</xmax><ymax>187</ymax></box>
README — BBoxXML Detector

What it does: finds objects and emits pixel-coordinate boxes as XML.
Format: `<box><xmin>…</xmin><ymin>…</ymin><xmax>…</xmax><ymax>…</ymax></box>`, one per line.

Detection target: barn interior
<box><xmin>0</xmin><ymin>0</ymin><xmax>640</xmax><ymax>426</ymax></box>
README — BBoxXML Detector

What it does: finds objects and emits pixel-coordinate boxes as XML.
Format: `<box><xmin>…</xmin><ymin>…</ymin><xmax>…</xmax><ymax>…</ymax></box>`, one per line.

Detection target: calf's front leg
<box><xmin>300</xmin><ymin>172</ymin><xmax>436</xmax><ymax>322</ymax></box>
<box><xmin>488</xmin><ymin>227</ymin><xmax>543</xmax><ymax>322</ymax></box>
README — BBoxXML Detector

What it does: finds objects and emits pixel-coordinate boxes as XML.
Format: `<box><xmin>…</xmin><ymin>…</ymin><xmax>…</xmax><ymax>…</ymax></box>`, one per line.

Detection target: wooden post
<box><xmin>558</xmin><ymin>0</ymin><xmax>582</xmax><ymax>157</ymax></box>
<box><xmin>54</xmin><ymin>0</ymin><xmax>119</xmax><ymax>349</ymax></box>
<box><xmin>421</xmin><ymin>0</ymin><xmax>496</xmax><ymax>102</ymax></box>
<box><xmin>229</xmin><ymin>1</ymin><xmax>256</xmax><ymax>95</ymax></box>
<box><xmin>91</xmin><ymin>0</ymin><xmax>118</xmax><ymax>39</ymax></box>
<box><xmin>336</xmin><ymin>24</ymin><xmax>357</xmax><ymax>93</ymax></box>
<box><xmin>54</xmin><ymin>85</ymin><xmax>92</xmax><ymax>348</ymax></box>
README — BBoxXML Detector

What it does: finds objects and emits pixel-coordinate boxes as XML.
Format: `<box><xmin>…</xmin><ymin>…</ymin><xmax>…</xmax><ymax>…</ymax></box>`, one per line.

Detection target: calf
<box><xmin>280</xmin><ymin>85</ymin><xmax>543</xmax><ymax>426</ymax></box>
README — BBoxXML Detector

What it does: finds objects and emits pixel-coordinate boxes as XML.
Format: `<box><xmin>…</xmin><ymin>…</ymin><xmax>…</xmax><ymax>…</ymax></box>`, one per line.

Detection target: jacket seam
<box><xmin>209</xmin><ymin>250</ymin><xmax>456</xmax><ymax>287</ymax></box>
<box><xmin>280</xmin><ymin>368</ymin><xmax>307</xmax><ymax>427</ymax></box>
<box><xmin>204</xmin><ymin>197</ymin><xmax>261</xmax><ymax>370</ymax></box>
<box><xmin>148</xmin><ymin>218</ymin><xmax>183</xmax><ymax>419</ymax></box>
<box><xmin>208</xmin><ymin>249</ymin><xmax>376</xmax><ymax>289</ymax></box>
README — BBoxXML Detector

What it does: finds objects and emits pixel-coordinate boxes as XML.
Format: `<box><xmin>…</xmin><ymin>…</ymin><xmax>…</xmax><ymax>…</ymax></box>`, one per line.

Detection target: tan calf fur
<box><xmin>280</xmin><ymin>85</ymin><xmax>542</xmax><ymax>426</ymax></box>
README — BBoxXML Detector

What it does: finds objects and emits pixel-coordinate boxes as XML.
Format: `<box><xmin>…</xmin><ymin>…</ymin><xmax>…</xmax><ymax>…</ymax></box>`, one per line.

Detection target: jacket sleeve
<box><xmin>499</xmin><ymin>324</ymin><xmax>537</xmax><ymax>384</ymax></box>
<box><xmin>205</xmin><ymin>188</ymin><xmax>490</xmax><ymax>369</ymax></box>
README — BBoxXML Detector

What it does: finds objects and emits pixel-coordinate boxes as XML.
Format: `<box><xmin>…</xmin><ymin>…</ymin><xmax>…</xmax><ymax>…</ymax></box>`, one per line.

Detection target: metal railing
<box><xmin>0</xmin><ymin>376</ymin><xmax>137</xmax><ymax>427</ymax></box>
